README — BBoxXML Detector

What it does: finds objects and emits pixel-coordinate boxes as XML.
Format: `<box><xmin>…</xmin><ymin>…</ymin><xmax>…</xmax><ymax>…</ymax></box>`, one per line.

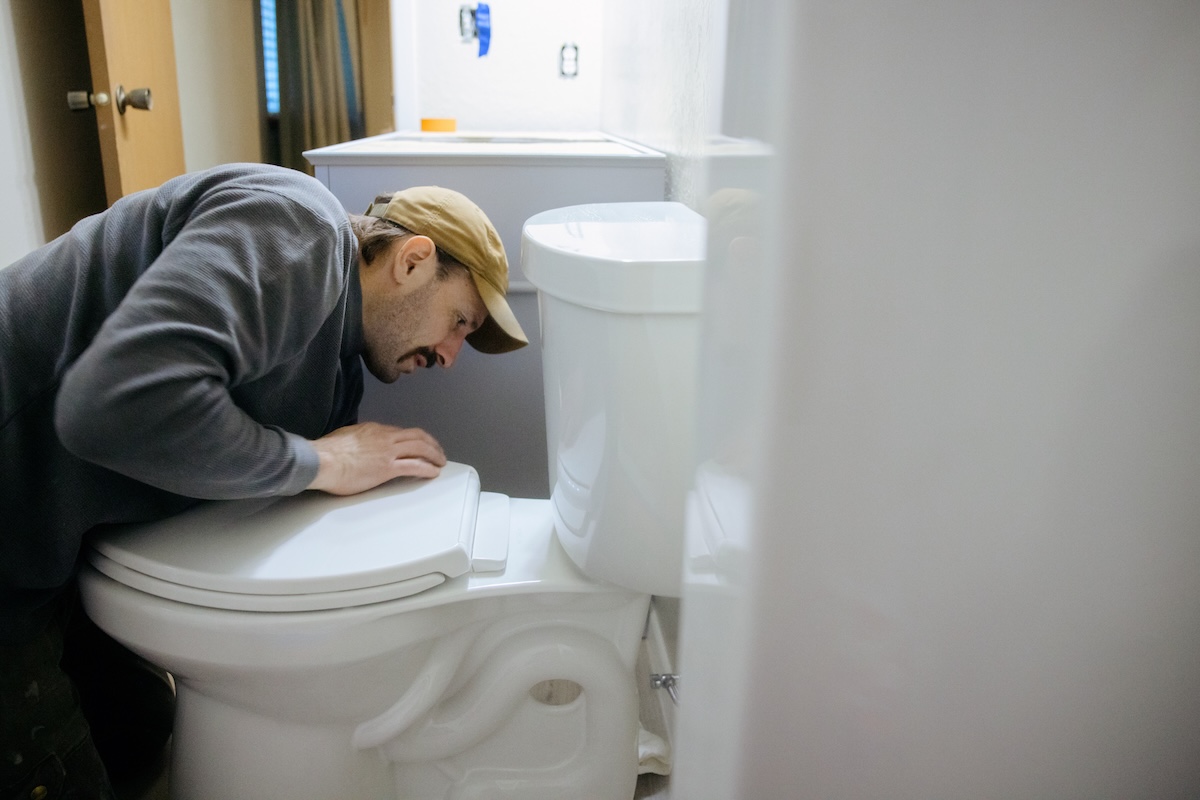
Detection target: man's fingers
<box><xmin>392</xmin><ymin>457</ymin><xmax>442</xmax><ymax>479</ymax></box>
<box><xmin>308</xmin><ymin>422</ymin><xmax>448</xmax><ymax>495</ymax></box>
<box><xmin>392</xmin><ymin>440</ymin><xmax>447</xmax><ymax>467</ymax></box>
<box><xmin>390</xmin><ymin>427</ymin><xmax>446</xmax><ymax>462</ymax></box>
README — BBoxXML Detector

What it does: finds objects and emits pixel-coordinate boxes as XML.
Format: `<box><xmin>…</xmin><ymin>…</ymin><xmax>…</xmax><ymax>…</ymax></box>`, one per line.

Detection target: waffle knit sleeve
<box><xmin>54</xmin><ymin>185</ymin><xmax>350</xmax><ymax>499</ymax></box>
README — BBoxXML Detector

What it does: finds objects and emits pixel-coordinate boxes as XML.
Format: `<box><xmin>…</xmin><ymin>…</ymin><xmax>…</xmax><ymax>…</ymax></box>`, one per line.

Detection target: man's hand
<box><xmin>307</xmin><ymin>422</ymin><xmax>447</xmax><ymax>495</ymax></box>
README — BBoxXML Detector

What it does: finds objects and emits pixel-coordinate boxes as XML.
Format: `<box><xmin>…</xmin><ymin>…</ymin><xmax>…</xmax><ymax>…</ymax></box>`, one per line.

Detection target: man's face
<box><xmin>361</xmin><ymin>237</ymin><xmax>488</xmax><ymax>383</ymax></box>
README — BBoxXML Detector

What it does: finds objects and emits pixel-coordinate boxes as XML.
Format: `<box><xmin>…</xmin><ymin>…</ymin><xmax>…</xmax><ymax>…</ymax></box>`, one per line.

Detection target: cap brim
<box><xmin>467</xmin><ymin>279</ymin><xmax>529</xmax><ymax>354</ymax></box>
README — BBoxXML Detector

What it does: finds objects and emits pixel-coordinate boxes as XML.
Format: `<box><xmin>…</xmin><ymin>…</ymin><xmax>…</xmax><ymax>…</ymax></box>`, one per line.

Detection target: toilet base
<box><xmin>80</xmin><ymin>499</ymin><xmax>651</xmax><ymax>800</ymax></box>
<box><xmin>169</xmin><ymin>689</ymin><xmax>393</xmax><ymax>800</ymax></box>
<box><xmin>163</xmin><ymin>611</ymin><xmax>646</xmax><ymax>800</ymax></box>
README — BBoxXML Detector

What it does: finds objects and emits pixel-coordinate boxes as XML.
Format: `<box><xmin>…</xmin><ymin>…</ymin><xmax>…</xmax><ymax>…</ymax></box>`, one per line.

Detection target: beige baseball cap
<box><xmin>366</xmin><ymin>186</ymin><xmax>528</xmax><ymax>354</ymax></box>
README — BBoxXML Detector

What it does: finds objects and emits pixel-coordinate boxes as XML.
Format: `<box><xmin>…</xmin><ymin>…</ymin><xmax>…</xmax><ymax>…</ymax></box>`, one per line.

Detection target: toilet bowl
<box><xmin>79</xmin><ymin>202</ymin><xmax>706</xmax><ymax>800</ymax></box>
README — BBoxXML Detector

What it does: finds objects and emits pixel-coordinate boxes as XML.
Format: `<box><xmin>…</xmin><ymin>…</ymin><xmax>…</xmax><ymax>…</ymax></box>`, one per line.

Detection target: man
<box><xmin>0</xmin><ymin>163</ymin><xmax>526</xmax><ymax>797</ymax></box>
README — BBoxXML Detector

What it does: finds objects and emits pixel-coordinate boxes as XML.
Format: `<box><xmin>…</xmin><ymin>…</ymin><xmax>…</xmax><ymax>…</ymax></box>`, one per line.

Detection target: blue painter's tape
<box><xmin>477</xmin><ymin>3</ymin><xmax>491</xmax><ymax>56</ymax></box>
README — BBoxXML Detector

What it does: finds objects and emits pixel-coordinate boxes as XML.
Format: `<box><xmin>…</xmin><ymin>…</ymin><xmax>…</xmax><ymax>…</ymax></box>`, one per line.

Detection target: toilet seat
<box><xmin>86</xmin><ymin>463</ymin><xmax>509</xmax><ymax>613</ymax></box>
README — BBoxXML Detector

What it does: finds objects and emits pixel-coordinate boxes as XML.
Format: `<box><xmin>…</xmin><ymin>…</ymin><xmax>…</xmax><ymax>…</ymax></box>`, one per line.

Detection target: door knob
<box><xmin>66</xmin><ymin>90</ymin><xmax>110</xmax><ymax>110</ymax></box>
<box><xmin>116</xmin><ymin>86</ymin><xmax>153</xmax><ymax>114</ymax></box>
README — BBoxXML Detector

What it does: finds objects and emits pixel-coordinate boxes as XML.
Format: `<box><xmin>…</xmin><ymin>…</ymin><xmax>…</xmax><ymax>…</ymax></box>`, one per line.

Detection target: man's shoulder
<box><xmin>161</xmin><ymin>163</ymin><xmax>343</xmax><ymax>224</ymax></box>
<box><xmin>202</xmin><ymin>163</ymin><xmax>333</xmax><ymax>203</ymax></box>
<box><xmin>212</xmin><ymin>162</ymin><xmax>318</xmax><ymax>187</ymax></box>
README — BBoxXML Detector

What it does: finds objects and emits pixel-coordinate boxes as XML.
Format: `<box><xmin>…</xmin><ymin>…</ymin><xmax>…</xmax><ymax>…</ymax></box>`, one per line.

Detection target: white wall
<box><xmin>675</xmin><ymin>1</ymin><xmax>1200</xmax><ymax>798</ymax></box>
<box><xmin>599</xmin><ymin>0</ymin><xmax>724</xmax><ymax>207</ymax></box>
<box><xmin>397</xmin><ymin>0</ymin><xmax>603</xmax><ymax>131</ymax></box>
<box><xmin>391</xmin><ymin>0</ymin><xmax>724</xmax><ymax>205</ymax></box>
<box><xmin>0</xmin><ymin>2</ymin><xmax>45</xmax><ymax>266</ymax></box>
<box><xmin>170</xmin><ymin>0</ymin><xmax>263</xmax><ymax>170</ymax></box>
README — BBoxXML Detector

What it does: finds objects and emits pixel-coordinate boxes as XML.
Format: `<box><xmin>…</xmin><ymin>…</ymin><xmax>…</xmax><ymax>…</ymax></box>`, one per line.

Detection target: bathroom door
<box><xmin>81</xmin><ymin>0</ymin><xmax>186</xmax><ymax>205</ymax></box>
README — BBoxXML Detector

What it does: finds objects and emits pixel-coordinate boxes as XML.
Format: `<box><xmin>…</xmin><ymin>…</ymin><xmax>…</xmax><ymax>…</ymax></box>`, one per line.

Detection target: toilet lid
<box><xmin>89</xmin><ymin>462</ymin><xmax>483</xmax><ymax>604</ymax></box>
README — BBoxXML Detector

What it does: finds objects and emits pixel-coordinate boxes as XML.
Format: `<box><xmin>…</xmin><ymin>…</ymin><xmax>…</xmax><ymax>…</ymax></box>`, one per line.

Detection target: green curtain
<box><xmin>275</xmin><ymin>0</ymin><xmax>364</xmax><ymax>173</ymax></box>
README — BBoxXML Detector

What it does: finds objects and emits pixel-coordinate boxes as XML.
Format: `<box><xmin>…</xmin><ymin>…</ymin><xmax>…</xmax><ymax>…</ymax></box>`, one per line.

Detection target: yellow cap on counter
<box><xmin>420</xmin><ymin>118</ymin><xmax>457</xmax><ymax>132</ymax></box>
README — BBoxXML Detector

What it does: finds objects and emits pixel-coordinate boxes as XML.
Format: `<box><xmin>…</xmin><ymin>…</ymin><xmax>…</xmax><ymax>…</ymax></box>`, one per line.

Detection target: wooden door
<box><xmin>82</xmin><ymin>0</ymin><xmax>186</xmax><ymax>205</ymax></box>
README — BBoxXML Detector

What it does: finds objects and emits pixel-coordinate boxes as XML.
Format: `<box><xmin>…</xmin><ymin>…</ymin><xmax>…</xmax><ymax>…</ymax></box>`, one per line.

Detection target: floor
<box><xmin>122</xmin><ymin>760</ymin><xmax>668</xmax><ymax>800</ymax></box>
<box><xmin>113</xmin><ymin>746</ymin><xmax>169</xmax><ymax>800</ymax></box>
<box><xmin>120</xmin><ymin>737</ymin><xmax>671</xmax><ymax>800</ymax></box>
<box><xmin>119</xmin><ymin>641</ymin><xmax>673</xmax><ymax>800</ymax></box>
<box><xmin>635</xmin><ymin>771</ymin><xmax>671</xmax><ymax>799</ymax></box>
<box><xmin>121</xmin><ymin>758</ymin><xmax>669</xmax><ymax>800</ymax></box>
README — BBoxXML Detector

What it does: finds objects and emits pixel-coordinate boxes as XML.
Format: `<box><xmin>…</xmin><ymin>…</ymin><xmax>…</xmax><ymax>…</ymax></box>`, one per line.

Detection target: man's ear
<box><xmin>392</xmin><ymin>235</ymin><xmax>437</xmax><ymax>285</ymax></box>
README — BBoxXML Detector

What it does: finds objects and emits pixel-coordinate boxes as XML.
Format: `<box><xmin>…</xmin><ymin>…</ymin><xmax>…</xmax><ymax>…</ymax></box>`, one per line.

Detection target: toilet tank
<box><xmin>522</xmin><ymin>202</ymin><xmax>706</xmax><ymax>597</ymax></box>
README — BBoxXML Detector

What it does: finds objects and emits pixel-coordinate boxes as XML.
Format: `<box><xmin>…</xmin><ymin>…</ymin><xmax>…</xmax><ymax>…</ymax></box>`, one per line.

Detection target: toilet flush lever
<box><xmin>650</xmin><ymin>673</ymin><xmax>679</xmax><ymax>705</ymax></box>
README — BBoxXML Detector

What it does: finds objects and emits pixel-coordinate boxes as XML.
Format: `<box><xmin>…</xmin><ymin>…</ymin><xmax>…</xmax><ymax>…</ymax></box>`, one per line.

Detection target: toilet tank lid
<box><xmin>522</xmin><ymin>202</ymin><xmax>706</xmax><ymax>314</ymax></box>
<box><xmin>89</xmin><ymin>463</ymin><xmax>482</xmax><ymax>597</ymax></box>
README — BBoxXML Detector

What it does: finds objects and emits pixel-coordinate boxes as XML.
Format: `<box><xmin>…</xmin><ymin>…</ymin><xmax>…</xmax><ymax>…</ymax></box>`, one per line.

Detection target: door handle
<box><xmin>115</xmin><ymin>85</ymin><xmax>153</xmax><ymax>114</ymax></box>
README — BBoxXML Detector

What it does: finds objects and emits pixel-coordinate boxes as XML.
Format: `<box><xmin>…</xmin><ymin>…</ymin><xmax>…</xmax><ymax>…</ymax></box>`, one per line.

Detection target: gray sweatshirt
<box><xmin>0</xmin><ymin>164</ymin><xmax>364</xmax><ymax>641</ymax></box>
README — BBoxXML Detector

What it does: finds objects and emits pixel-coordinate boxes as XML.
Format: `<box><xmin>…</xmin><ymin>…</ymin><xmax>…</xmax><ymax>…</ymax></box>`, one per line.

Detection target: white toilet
<box><xmin>78</xmin><ymin>201</ymin><xmax>706</xmax><ymax>800</ymax></box>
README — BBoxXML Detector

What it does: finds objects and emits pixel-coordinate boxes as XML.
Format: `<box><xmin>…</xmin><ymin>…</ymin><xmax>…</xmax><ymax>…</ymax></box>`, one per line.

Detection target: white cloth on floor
<box><xmin>637</xmin><ymin>726</ymin><xmax>671</xmax><ymax>775</ymax></box>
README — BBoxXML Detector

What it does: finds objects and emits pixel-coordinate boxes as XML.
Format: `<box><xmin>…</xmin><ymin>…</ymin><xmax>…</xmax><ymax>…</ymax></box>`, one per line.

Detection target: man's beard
<box><xmin>362</xmin><ymin>277</ymin><xmax>441</xmax><ymax>383</ymax></box>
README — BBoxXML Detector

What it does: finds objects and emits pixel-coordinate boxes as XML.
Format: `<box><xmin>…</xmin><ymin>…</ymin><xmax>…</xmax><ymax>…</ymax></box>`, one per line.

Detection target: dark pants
<box><xmin>1</xmin><ymin>595</ymin><xmax>174</xmax><ymax>800</ymax></box>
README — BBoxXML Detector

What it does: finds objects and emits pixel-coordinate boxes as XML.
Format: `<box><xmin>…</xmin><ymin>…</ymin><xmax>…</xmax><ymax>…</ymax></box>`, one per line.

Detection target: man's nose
<box><xmin>435</xmin><ymin>335</ymin><xmax>466</xmax><ymax>369</ymax></box>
